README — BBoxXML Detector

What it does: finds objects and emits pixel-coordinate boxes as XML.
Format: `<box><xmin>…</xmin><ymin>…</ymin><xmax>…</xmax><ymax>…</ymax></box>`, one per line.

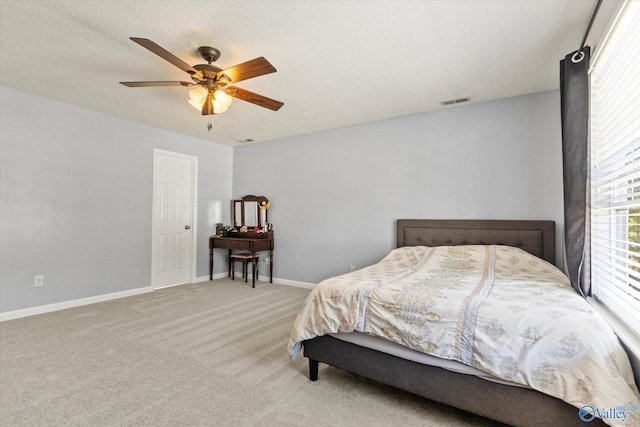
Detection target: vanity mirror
<box><xmin>211</xmin><ymin>194</ymin><xmax>274</xmax><ymax>286</ymax></box>
<box><xmin>233</xmin><ymin>195</ymin><xmax>269</xmax><ymax>229</ymax></box>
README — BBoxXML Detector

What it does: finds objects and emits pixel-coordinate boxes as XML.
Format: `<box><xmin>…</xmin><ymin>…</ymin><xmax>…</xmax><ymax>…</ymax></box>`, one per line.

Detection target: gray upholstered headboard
<box><xmin>396</xmin><ymin>219</ymin><xmax>556</xmax><ymax>264</ymax></box>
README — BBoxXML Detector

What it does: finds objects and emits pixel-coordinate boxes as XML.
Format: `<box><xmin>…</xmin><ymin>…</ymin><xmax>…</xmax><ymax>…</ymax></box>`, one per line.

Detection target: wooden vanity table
<box><xmin>209</xmin><ymin>232</ymin><xmax>274</xmax><ymax>287</ymax></box>
<box><xmin>209</xmin><ymin>195</ymin><xmax>274</xmax><ymax>288</ymax></box>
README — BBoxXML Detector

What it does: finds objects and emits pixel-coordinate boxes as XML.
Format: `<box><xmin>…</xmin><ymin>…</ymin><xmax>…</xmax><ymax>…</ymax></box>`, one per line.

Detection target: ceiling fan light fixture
<box><xmin>202</xmin><ymin>91</ymin><xmax>215</xmax><ymax>115</ymax></box>
<box><xmin>214</xmin><ymin>89</ymin><xmax>233</xmax><ymax>108</ymax></box>
<box><xmin>188</xmin><ymin>98</ymin><xmax>203</xmax><ymax>110</ymax></box>
<box><xmin>214</xmin><ymin>102</ymin><xmax>229</xmax><ymax>114</ymax></box>
<box><xmin>189</xmin><ymin>87</ymin><xmax>233</xmax><ymax>114</ymax></box>
<box><xmin>188</xmin><ymin>86</ymin><xmax>209</xmax><ymax>111</ymax></box>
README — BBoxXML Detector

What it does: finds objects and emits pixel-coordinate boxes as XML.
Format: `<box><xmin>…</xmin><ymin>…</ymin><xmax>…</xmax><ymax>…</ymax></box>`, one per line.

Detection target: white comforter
<box><xmin>288</xmin><ymin>245</ymin><xmax>640</xmax><ymax>427</ymax></box>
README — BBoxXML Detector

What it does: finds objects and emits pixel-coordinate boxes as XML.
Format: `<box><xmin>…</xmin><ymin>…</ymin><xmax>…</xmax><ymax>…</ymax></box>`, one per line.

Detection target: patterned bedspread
<box><xmin>288</xmin><ymin>245</ymin><xmax>640</xmax><ymax>427</ymax></box>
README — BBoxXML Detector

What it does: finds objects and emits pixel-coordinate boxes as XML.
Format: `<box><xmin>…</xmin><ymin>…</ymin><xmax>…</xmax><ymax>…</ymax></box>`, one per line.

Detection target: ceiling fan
<box><xmin>120</xmin><ymin>37</ymin><xmax>284</xmax><ymax>117</ymax></box>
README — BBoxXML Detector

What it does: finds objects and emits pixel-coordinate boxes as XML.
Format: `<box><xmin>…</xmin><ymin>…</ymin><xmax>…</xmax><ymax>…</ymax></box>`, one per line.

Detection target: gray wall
<box><xmin>1</xmin><ymin>87</ymin><xmax>564</xmax><ymax>312</ymax></box>
<box><xmin>0</xmin><ymin>87</ymin><xmax>233</xmax><ymax>313</ymax></box>
<box><xmin>233</xmin><ymin>90</ymin><xmax>564</xmax><ymax>284</ymax></box>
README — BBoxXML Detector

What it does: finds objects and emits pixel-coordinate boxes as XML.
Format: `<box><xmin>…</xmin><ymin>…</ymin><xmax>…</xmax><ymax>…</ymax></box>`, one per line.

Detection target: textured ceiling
<box><xmin>0</xmin><ymin>1</ymin><xmax>614</xmax><ymax>146</ymax></box>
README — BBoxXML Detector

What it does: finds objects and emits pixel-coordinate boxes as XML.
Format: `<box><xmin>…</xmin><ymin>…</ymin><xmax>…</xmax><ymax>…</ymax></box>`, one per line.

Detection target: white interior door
<box><xmin>151</xmin><ymin>149</ymin><xmax>198</xmax><ymax>288</ymax></box>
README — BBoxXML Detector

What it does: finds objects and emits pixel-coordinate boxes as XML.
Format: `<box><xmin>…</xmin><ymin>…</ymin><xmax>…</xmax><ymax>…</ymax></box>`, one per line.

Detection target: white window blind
<box><xmin>590</xmin><ymin>0</ymin><xmax>640</xmax><ymax>337</ymax></box>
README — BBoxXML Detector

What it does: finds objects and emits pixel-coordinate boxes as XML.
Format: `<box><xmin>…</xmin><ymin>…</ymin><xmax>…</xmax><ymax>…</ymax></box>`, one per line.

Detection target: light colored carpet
<box><xmin>0</xmin><ymin>279</ymin><xmax>505</xmax><ymax>426</ymax></box>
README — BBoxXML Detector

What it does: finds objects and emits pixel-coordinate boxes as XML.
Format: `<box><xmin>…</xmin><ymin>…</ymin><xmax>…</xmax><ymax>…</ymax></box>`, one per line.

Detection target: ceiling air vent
<box><xmin>440</xmin><ymin>97</ymin><xmax>470</xmax><ymax>107</ymax></box>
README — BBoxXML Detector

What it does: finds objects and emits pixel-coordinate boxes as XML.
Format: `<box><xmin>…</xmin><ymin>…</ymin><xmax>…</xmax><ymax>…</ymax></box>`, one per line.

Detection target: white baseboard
<box><xmin>194</xmin><ymin>274</ymin><xmax>227</xmax><ymax>282</ymax></box>
<box><xmin>206</xmin><ymin>271</ymin><xmax>316</xmax><ymax>289</ymax></box>
<box><xmin>0</xmin><ymin>274</ymin><xmax>315</xmax><ymax>322</ymax></box>
<box><xmin>0</xmin><ymin>286</ymin><xmax>154</xmax><ymax>322</ymax></box>
<box><xmin>151</xmin><ymin>273</ymin><xmax>226</xmax><ymax>289</ymax></box>
<box><xmin>260</xmin><ymin>276</ymin><xmax>316</xmax><ymax>289</ymax></box>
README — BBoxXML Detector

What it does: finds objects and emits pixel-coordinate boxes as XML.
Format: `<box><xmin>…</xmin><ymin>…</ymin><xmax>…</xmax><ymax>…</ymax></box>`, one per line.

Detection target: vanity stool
<box><xmin>229</xmin><ymin>252</ymin><xmax>260</xmax><ymax>287</ymax></box>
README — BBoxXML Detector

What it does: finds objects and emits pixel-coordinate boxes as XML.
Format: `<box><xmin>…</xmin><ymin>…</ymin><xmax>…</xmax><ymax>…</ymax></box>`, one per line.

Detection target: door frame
<box><xmin>151</xmin><ymin>148</ymin><xmax>199</xmax><ymax>288</ymax></box>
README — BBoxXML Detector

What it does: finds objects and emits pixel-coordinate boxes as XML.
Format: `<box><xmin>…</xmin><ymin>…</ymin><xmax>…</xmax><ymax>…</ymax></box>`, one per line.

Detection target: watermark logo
<box><xmin>579</xmin><ymin>405</ymin><xmax>596</xmax><ymax>422</ymax></box>
<box><xmin>579</xmin><ymin>404</ymin><xmax>640</xmax><ymax>423</ymax></box>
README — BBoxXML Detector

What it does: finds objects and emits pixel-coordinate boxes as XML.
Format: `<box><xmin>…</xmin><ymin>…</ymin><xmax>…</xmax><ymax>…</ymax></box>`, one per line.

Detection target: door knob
<box><xmin>185</xmin><ymin>225</ymin><xmax>191</xmax><ymax>230</ymax></box>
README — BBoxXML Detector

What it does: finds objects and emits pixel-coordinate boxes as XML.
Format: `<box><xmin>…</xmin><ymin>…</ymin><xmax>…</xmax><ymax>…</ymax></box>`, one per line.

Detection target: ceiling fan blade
<box><xmin>230</xmin><ymin>87</ymin><xmax>284</xmax><ymax>111</ymax></box>
<box><xmin>120</xmin><ymin>81</ymin><xmax>194</xmax><ymax>87</ymax></box>
<box><xmin>202</xmin><ymin>91</ymin><xmax>215</xmax><ymax>116</ymax></box>
<box><xmin>218</xmin><ymin>57</ymin><xmax>276</xmax><ymax>83</ymax></box>
<box><xmin>130</xmin><ymin>37</ymin><xmax>203</xmax><ymax>79</ymax></box>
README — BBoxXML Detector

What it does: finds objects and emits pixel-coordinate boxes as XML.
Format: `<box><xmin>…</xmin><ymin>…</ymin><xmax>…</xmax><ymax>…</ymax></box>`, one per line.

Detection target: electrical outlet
<box><xmin>34</xmin><ymin>275</ymin><xmax>44</xmax><ymax>287</ymax></box>
<box><xmin>350</xmin><ymin>265</ymin><xmax>356</xmax><ymax>272</ymax></box>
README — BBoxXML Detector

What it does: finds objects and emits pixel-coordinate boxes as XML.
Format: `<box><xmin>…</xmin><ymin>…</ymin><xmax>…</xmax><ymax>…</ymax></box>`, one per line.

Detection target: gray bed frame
<box><xmin>303</xmin><ymin>219</ymin><xmax>603</xmax><ymax>427</ymax></box>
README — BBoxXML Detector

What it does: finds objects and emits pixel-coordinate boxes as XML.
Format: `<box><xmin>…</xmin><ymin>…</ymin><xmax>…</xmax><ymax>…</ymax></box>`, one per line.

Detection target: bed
<box><xmin>288</xmin><ymin>220</ymin><xmax>640</xmax><ymax>427</ymax></box>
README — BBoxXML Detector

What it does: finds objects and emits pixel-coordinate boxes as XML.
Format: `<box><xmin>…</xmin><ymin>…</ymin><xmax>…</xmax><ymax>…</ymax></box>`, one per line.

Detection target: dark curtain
<box><xmin>560</xmin><ymin>46</ymin><xmax>590</xmax><ymax>297</ymax></box>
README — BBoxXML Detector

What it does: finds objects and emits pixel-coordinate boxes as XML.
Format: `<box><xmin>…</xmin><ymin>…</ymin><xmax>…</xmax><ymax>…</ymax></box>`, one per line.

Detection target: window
<box><xmin>590</xmin><ymin>0</ymin><xmax>640</xmax><ymax>336</ymax></box>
